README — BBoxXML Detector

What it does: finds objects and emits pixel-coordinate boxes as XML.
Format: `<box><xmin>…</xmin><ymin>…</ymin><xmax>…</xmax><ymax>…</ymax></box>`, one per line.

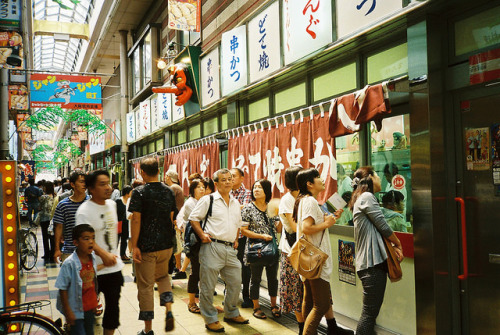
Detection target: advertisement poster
<box><xmin>491</xmin><ymin>123</ymin><xmax>500</xmax><ymax>185</ymax></box>
<box><xmin>338</xmin><ymin>240</ymin><xmax>356</xmax><ymax>285</ymax></box>
<box><xmin>30</xmin><ymin>74</ymin><xmax>102</xmax><ymax>109</ymax></box>
<box><xmin>465</xmin><ymin>127</ymin><xmax>490</xmax><ymax>171</ymax></box>
<box><xmin>168</xmin><ymin>0</ymin><xmax>201</xmax><ymax>32</ymax></box>
<box><xmin>9</xmin><ymin>84</ymin><xmax>28</xmax><ymax>110</ymax></box>
<box><xmin>0</xmin><ymin>30</ymin><xmax>23</xmax><ymax>69</ymax></box>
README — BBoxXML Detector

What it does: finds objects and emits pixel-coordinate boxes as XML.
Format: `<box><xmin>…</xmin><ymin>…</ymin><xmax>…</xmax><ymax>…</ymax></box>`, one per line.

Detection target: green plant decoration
<box><xmin>31</xmin><ymin>139</ymin><xmax>82</xmax><ymax>171</ymax></box>
<box><xmin>52</xmin><ymin>0</ymin><xmax>80</xmax><ymax>10</ymax></box>
<box><xmin>67</xmin><ymin>109</ymin><xmax>107</xmax><ymax>136</ymax></box>
<box><xmin>31</xmin><ymin>144</ymin><xmax>53</xmax><ymax>161</ymax></box>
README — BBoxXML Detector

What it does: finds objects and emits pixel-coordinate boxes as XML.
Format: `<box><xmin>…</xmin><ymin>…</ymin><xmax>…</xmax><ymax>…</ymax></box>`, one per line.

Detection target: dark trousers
<box><xmin>187</xmin><ymin>256</ymin><xmax>200</xmax><ymax>294</ymax></box>
<box><xmin>237</xmin><ymin>236</ymin><xmax>251</xmax><ymax>299</ymax></box>
<box><xmin>97</xmin><ymin>271</ymin><xmax>124</xmax><ymax>330</ymax></box>
<box><xmin>356</xmin><ymin>266</ymin><xmax>388</xmax><ymax>335</ymax></box>
<box><xmin>40</xmin><ymin>220</ymin><xmax>54</xmax><ymax>259</ymax></box>
<box><xmin>249</xmin><ymin>261</ymin><xmax>279</xmax><ymax>300</ymax></box>
<box><xmin>70</xmin><ymin>310</ymin><xmax>95</xmax><ymax>335</ymax></box>
<box><xmin>26</xmin><ymin>202</ymin><xmax>39</xmax><ymax>225</ymax></box>
<box><xmin>118</xmin><ymin>233</ymin><xmax>128</xmax><ymax>257</ymax></box>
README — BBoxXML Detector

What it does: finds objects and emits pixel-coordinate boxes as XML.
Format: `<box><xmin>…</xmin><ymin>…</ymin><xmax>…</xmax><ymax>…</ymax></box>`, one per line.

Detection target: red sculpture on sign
<box><xmin>152</xmin><ymin>63</ymin><xmax>193</xmax><ymax>106</ymax></box>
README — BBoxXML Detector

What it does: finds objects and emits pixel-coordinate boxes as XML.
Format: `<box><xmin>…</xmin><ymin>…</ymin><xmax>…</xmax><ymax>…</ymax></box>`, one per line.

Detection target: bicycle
<box><xmin>18</xmin><ymin>226</ymin><xmax>38</xmax><ymax>271</ymax></box>
<box><xmin>0</xmin><ymin>300</ymin><xmax>64</xmax><ymax>334</ymax></box>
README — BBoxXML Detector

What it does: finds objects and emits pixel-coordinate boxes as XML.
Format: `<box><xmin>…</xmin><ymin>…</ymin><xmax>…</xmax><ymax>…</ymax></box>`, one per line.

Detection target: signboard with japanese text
<box><xmin>0</xmin><ymin>30</ymin><xmax>23</xmax><ymax>69</ymax></box>
<box><xmin>221</xmin><ymin>25</ymin><xmax>247</xmax><ymax>96</ymax></box>
<box><xmin>157</xmin><ymin>93</ymin><xmax>172</xmax><ymax>128</ymax></box>
<box><xmin>134</xmin><ymin>106</ymin><xmax>141</xmax><ymax>140</ymax></box>
<box><xmin>172</xmin><ymin>103</ymin><xmax>184</xmax><ymax>123</ymax></box>
<box><xmin>200</xmin><ymin>47</ymin><xmax>220</xmax><ymax>107</ymax></box>
<box><xmin>470</xmin><ymin>48</ymin><xmax>500</xmax><ymax>85</ymax></box>
<box><xmin>139</xmin><ymin>98</ymin><xmax>151</xmax><ymax>137</ymax></box>
<box><xmin>336</xmin><ymin>0</ymin><xmax>402</xmax><ymax>39</ymax></box>
<box><xmin>126</xmin><ymin>111</ymin><xmax>135</xmax><ymax>143</ymax></box>
<box><xmin>168</xmin><ymin>0</ymin><xmax>201</xmax><ymax>32</ymax></box>
<box><xmin>30</xmin><ymin>74</ymin><xmax>102</xmax><ymax>109</ymax></box>
<box><xmin>282</xmin><ymin>0</ymin><xmax>332</xmax><ymax>65</ymax></box>
<box><xmin>89</xmin><ymin>131</ymin><xmax>105</xmax><ymax>155</ymax></box>
<box><xmin>248</xmin><ymin>1</ymin><xmax>281</xmax><ymax>83</ymax></box>
<box><xmin>150</xmin><ymin>94</ymin><xmax>159</xmax><ymax>132</ymax></box>
<box><xmin>228</xmin><ymin>112</ymin><xmax>337</xmax><ymax>203</ymax></box>
<box><xmin>0</xmin><ymin>0</ymin><xmax>21</xmax><ymax>28</ymax></box>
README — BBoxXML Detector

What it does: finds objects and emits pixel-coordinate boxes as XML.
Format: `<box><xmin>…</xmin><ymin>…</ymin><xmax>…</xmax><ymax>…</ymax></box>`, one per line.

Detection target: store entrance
<box><xmin>454</xmin><ymin>87</ymin><xmax>500</xmax><ymax>334</ymax></box>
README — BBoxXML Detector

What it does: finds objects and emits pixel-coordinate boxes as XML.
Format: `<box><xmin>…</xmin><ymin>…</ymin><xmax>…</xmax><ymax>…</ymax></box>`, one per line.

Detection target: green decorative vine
<box><xmin>32</xmin><ymin>139</ymin><xmax>82</xmax><ymax>171</ymax></box>
<box><xmin>52</xmin><ymin>0</ymin><xmax>81</xmax><ymax>10</ymax></box>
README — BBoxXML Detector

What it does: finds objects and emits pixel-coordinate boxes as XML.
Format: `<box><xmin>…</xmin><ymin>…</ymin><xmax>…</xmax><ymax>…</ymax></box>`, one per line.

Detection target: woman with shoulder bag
<box><xmin>241</xmin><ymin>179</ymin><xmax>281</xmax><ymax>320</ymax></box>
<box><xmin>349</xmin><ymin>166</ymin><xmax>404</xmax><ymax>335</ymax></box>
<box><xmin>39</xmin><ymin>181</ymin><xmax>56</xmax><ymax>262</ymax></box>
<box><xmin>293</xmin><ymin>168</ymin><xmax>352</xmax><ymax>335</ymax></box>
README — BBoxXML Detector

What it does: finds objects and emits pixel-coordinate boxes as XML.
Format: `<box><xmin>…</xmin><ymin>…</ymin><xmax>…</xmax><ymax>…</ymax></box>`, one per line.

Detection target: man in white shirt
<box><xmin>76</xmin><ymin>170</ymin><xmax>124</xmax><ymax>335</ymax></box>
<box><xmin>189</xmin><ymin>168</ymin><xmax>249</xmax><ymax>333</ymax></box>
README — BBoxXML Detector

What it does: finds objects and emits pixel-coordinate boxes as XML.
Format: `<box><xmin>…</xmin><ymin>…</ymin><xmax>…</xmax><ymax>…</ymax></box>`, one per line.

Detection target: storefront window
<box><xmin>370</xmin><ymin>114</ymin><xmax>412</xmax><ymax>233</ymax></box>
<box><xmin>367</xmin><ymin>43</ymin><xmax>408</xmax><ymax>84</ymax></box>
<box><xmin>313</xmin><ymin>63</ymin><xmax>357</xmax><ymax>101</ymax></box>
<box><xmin>275</xmin><ymin>82</ymin><xmax>306</xmax><ymax>114</ymax></box>
<box><xmin>156</xmin><ymin>138</ymin><xmax>164</xmax><ymax>151</ymax></box>
<box><xmin>189</xmin><ymin>124</ymin><xmax>201</xmax><ymax>140</ymax></box>
<box><xmin>248</xmin><ymin>97</ymin><xmax>270</xmax><ymax>122</ymax></box>
<box><xmin>143</xmin><ymin>32</ymin><xmax>152</xmax><ymax>85</ymax></box>
<box><xmin>221</xmin><ymin>113</ymin><xmax>228</xmax><ymax>130</ymax></box>
<box><xmin>148</xmin><ymin>141</ymin><xmax>155</xmax><ymax>153</ymax></box>
<box><xmin>132</xmin><ymin>48</ymin><xmax>141</xmax><ymax>95</ymax></box>
<box><xmin>204</xmin><ymin>117</ymin><xmax>218</xmax><ymax>135</ymax></box>
<box><xmin>335</xmin><ymin>133</ymin><xmax>360</xmax><ymax>226</ymax></box>
<box><xmin>177</xmin><ymin>129</ymin><xmax>187</xmax><ymax>144</ymax></box>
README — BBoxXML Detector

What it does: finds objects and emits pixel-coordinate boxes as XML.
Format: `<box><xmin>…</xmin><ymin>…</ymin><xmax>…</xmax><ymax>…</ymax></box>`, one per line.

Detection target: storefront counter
<box><xmin>329</xmin><ymin>226</ymin><xmax>416</xmax><ymax>335</ymax></box>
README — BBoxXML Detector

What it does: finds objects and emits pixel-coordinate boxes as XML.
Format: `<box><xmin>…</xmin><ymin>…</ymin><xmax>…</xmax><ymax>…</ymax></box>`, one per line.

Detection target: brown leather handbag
<box><xmin>289</xmin><ymin>232</ymin><xmax>329</xmax><ymax>280</ymax></box>
<box><xmin>383</xmin><ymin>236</ymin><xmax>403</xmax><ymax>282</ymax></box>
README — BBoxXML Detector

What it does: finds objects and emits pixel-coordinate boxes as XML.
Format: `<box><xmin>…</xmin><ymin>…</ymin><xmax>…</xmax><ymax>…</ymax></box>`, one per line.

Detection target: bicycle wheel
<box><xmin>0</xmin><ymin>313</ymin><xmax>63</xmax><ymax>334</ymax></box>
<box><xmin>21</xmin><ymin>232</ymin><xmax>38</xmax><ymax>271</ymax></box>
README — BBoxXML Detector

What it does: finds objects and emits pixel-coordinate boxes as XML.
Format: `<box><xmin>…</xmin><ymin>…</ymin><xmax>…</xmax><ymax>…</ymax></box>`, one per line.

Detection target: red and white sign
<box><xmin>392</xmin><ymin>174</ymin><xmax>406</xmax><ymax>191</ymax></box>
<box><xmin>470</xmin><ymin>48</ymin><xmax>500</xmax><ymax>85</ymax></box>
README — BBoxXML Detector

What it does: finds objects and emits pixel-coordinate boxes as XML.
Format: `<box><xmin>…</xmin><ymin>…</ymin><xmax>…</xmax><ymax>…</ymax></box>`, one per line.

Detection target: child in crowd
<box><xmin>381</xmin><ymin>190</ymin><xmax>411</xmax><ymax>232</ymax></box>
<box><xmin>55</xmin><ymin>224</ymin><xmax>99</xmax><ymax>335</ymax></box>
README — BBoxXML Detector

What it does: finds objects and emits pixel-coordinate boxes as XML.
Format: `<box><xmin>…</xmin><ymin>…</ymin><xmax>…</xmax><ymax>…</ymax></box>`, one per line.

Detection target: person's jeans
<box><xmin>187</xmin><ymin>256</ymin><xmax>200</xmax><ymax>294</ymax></box>
<box><xmin>356</xmin><ymin>265</ymin><xmax>388</xmax><ymax>335</ymax></box>
<box><xmin>70</xmin><ymin>311</ymin><xmax>95</xmax><ymax>335</ymax></box>
<box><xmin>40</xmin><ymin>220</ymin><xmax>54</xmax><ymax>259</ymax></box>
<box><xmin>26</xmin><ymin>202</ymin><xmax>39</xmax><ymax>225</ymax></box>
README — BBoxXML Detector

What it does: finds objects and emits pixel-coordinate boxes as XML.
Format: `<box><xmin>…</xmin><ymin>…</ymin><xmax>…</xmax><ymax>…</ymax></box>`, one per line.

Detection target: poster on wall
<box><xmin>8</xmin><ymin>84</ymin><xmax>28</xmax><ymax>110</ymax></box>
<box><xmin>168</xmin><ymin>0</ymin><xmax>201</xmax><ymax>32</ymax></box>
<box><xmin>338</xmin><ymin>240</ymin><xmax>356</xmax><ymax>285</ymax></box>
<box><xmin>0</xmin><ymin>0</ymin><xmax>21</xmax><ymax>28</ymax></box>
<box><xmin>0</xmin><ymin>30</ymin><xmax>23</xmax><ymax>69</ymax></box>
<box><xmin>465</xmin><ymin>127</ymin><xmax>490</xmax><ymax>171</ymax></box>
<box><xmin>491</xmin><ymin>123</ymin><xmax>500</xmax><ymax>185</ymax></box>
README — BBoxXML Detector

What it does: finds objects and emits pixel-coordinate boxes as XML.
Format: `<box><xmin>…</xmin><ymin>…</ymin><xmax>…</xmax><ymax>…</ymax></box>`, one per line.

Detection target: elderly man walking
<box><xmin>189</xmin><ymin>168</ymin><xmax>249</xmax><ymax>333</ymax></box>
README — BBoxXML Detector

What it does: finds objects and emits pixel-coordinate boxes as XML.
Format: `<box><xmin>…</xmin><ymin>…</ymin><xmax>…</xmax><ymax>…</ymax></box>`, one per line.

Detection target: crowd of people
<box><xmin>21</xmin><ymin>158</ymin><xmax>404</xmax><ymax>335</ymax></box>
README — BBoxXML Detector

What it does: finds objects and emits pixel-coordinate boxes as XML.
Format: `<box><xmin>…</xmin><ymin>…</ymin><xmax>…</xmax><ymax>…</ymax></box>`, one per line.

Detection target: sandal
<box><xmin>188</xmin><ymin>303</ymin><xmax>201</xmax><ymax>314</ymax></box>
<box><xmin>271</xmin><ymin>306</ymin><xmax>281</xmax><ymax>318</ymax></box>
<box><xmin>253</xmin><ymin>308</ymin><xmax>267</xmax><ymax>319</ymax></box>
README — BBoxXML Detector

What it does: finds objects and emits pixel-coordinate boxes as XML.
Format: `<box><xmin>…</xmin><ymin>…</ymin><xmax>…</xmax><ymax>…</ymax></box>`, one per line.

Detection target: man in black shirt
<box><xmin>129</xmin><ymin>157</ymin><xmax>176</xmax><ymax>335</ymax></box>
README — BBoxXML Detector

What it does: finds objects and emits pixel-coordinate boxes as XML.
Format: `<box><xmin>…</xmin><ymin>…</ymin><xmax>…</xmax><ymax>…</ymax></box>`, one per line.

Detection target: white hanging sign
<box><xmin>336</xmin><ymin>1</ymin><xmax>403</xmax><ymax>38</ymax></box>
<box><xmin>172</xmin><ymin>102</ymin><xmax>185</xmax><ymax>123</ymax></box>
<box><xmin>221</xmin><ymin>25</ymin><xmax>248</xmax><ymax>96</ymax></box>
<box><xmin>126</xmin><ymin>112</ymin><xmax>136</xmax><ymax>143</ymax></box>
<box><xmin>248</xmin><ymin>1</ymin><xmax>281</xmax><ymax>83</ymax></box>
<box><xmin>150</xmin><ymin>94</ymin><xmax>159</xmax><ymax>132</ymax></box>
<box><xmin>157</xmin><ymin>93</ymin><xmax>172</xmax><ymax>128</ymax></box>
<box><xmin>139</xmin><ymin>98</ymin><xmax>151</xmax><ymax>136</ymax></box>
<box><xmin>200</xmin><ymin>47</ymin><xmax>221</xmax><ymax>107</ymax></box>
<box><xmin>282</xmin><ymin>0</ymin><xmax>333</xmax><ymax>65</ymax></box>
<box><xmin>134</xmin><ymin>106</ymin><xmax>141</xmax><ymax>140</ymax></box>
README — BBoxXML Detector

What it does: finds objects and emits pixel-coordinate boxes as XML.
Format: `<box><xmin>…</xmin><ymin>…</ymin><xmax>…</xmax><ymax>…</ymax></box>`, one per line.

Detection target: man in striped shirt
<box><xmin>53</xmin><ymin>170</ymin><xmax>90</xmax><ymax>264</ymax></box>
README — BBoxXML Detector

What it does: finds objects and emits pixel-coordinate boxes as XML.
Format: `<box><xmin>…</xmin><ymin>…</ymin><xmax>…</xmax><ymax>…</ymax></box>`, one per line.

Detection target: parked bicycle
<box><xmin>18</xmin><ymin>226</ymin><xmax>38</xmax><ymax>271</ymax></box>
<box><xmin>0</xmin><ymin>300</ymin><xmax>63</xmax><ymax>334</ymax></box>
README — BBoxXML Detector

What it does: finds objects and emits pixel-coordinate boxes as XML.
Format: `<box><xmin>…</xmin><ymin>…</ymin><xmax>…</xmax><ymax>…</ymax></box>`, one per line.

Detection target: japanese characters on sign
<box><xmin>221</xmin><ymin>25</ymin><xmax>247</xmax><ymax>96</ymax></box>
<box><xmin>89</xmin><ymin>131</ymin><xmax>105</xmax><ymax>155</ymax></box>
<box><xmin>150</xmin><ymin>94</ymin><xmax>159</xmax><ymax>133</ymax></box>
<box><xmin>139</xmin><ymin>98</ymin><xmax>151</xmax><ymax>137</ymax></box>
<box><xmin>172</xmin><ymin>103</ymin><xmax>185</xmax><ymax>123</ymax></box>
<box><xmin>0</xmin><ymin>0</ymin><xmax>21</xmax><ymax>28</ymax></box>
<box><xmin>30</xmin><ymin>74</ymin><xmax>102</xmax><ymax>109</ymax></box>
<box><xmin>200</xmin><ymin>47</ymin><xmax>220</xmax><ymax>107</ymax></box>
<box><xmin>336</xmin><ymin>0</ymin><xmax>402</xmax><ymax>39</ymax></box>
<box><xmin>157</xmin><ymin>93</ymin><xmax>173</xmax><ymax>128</ymax></box>
<box><xmin>282</xmin><ymin>0</ymin><xmax>332</xmax><ymax>65</ymax></box>
<box><xmin>133</xmin><ymin>106</ymin><xmax>141</xmax><ymax>140</ymax></box>
<box><xmin>248</xmin><ymin>1</ymin><xmax>281</xmax><ymax>83</ymax></box>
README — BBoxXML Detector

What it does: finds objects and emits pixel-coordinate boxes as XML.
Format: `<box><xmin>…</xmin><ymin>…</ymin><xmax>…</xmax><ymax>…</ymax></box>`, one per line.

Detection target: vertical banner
<box><xmin>228</xmin><ymin>112</ymin><xmax>337</xmax><ymax>203</ymax></box>
<box><xmin>248</xmin><ymin>1</ymin><xmax>281</xmax><ymax>83</ymax></box>
<box><xmin>139</xmin><ymin>98</ymin><xmax>151</xmax><ymax>136</ymax></box>
<box><xmin>200</xmin><ymin>47</ymin><xmax>221</xmax><ymax>107</ymax></box>
<box><xmin>157</xmin><ymin>93</ymin><xmax>172</xmax><ymax>128</ymax></box>
<box><xmin>172</xmin><ymin>103</ymin><xmax>184</xmax><ymax>123</ymax></box>
<box><xmin>282</xmin><ymin>0</ymin><xmax>332</xmax><ymax>65</ymax></box>
<box><xmin>150</xmin><ymin>94</ymin><xmax>159</xmax><ymax>132</ymax></box>
<box><xmin>134</xmin><ymin>106</ymin><xmax>141</xmax><ymax>140</ymax></box>
<box><xmin>221</xmin><ymin>25</ymin><xmax>247</xmax><ymax>96</ymax></box>
<box><xmin>20</xmin><ymin>160</ymin><xmax>36</xmax><ymax>182</ymax></box>
<box><xmin>126</xmin><ymin>112</ymin><xmax>136</xmax><ymax>143</ymax></box>
<box><xmin>168</xmin><ymin>0</ymin><xmax>201</xmax><ymax>32</ymax></box>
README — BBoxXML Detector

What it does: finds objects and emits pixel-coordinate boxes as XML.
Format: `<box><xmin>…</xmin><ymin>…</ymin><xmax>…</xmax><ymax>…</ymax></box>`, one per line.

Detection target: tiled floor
<box><xmin>19</xmin><ymin>228</ymin><xmax>301</xmax><ymax>335</ymax></box>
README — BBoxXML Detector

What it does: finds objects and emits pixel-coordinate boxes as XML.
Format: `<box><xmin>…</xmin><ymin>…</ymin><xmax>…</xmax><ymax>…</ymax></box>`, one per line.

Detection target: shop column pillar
<box><xmin>0</xmin><ymin>68</ymin><xmax>9</xmax><ymax>160</ymax></box>
<box><xmin>119</xmin><ymin>30</ymin><xmax>129</xmax><ymax>185</ymax></box>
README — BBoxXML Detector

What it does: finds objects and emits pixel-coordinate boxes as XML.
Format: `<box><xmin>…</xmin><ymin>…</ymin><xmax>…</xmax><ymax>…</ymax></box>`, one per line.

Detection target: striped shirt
<box><xmin>52</xmin><ymin>196</ymin><xmax>89</xmax><ymax>254</ymax></box>
<box><xmin>230</xmin><ymin>184</ymin><xmax>252</xmax><ymax>206</ymax></box>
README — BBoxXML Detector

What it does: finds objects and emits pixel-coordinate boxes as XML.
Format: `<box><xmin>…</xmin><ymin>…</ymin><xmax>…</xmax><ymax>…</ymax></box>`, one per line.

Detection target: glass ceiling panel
<box><xmin>32</xmin><ymin>0</ymin><xmax>97</xmax><ymax>72</ymax></box>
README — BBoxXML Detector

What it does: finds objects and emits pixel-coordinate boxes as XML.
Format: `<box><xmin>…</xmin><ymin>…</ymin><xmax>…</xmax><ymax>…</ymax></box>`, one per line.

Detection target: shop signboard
<box><xmin>172</xmin><ymin>102</ymin><xmax>184</xmax><ymax>123</ymax></box>
<box><xmin>126</xmin><ymin>111</ymin><xmax>136</xmax><ymax>143</ymax></box>
<box><xmin>0</xmin><ymin>0</ymin><xmax>21</xmax><ymax>28</ymax></box>
<box><xmin>157</xmin><ymin>93</ymin><xmax>172</xmax><ymax>128</ymax></box>
<box><xmin>470</xmin><ymin>48</ymin><xmax>500</xmax><ymax>85</ymax></box>
<box><xmin>221</xmin><ymin>25</ymin><xmax>247</xmax><ymax>96</ymax></box>
<box><xmin>282</xmin><ymin>0</ymin><xmax>332</xmax><ymax>65</ymax></box>
<box><xmin>134</xmin><ymin>106</ymin><xmax>141</xmax><ymax>140</ymax></box>
<box><xmin>200</xmin><ymin>47</ymin><xmax>220</xmax><ymax>107</ymax></box>
<box><xmin>139</xmin><ymin>98</ymin><xmax>151</xmax><ymax>137</ymax></box>
<box><xmin>336</xmin><ymin>1</ymin><xmax>402</xmax><ymax>39</ymax></box>
<box><xmin>0</xmin><ymin>30</ymin><xmax>23</xmax><ymax>69</ymax></box>
<box><xmin>8</xmin><ymin>84</ymin><xmax>28</xmax><ymax>110</ymax></box>
<box><xmin>150</xmin><ymin>94</ymin><xmax>159</xmax><ymax>132</ymax></box>
<box><xmin>248</xmin><ymin>1</ymin><xmax>280</xmax><ymax>83</ymax></box>
<box><xmin>168</xmin><ymin>0</ymin><xmax>201</xmax><ymax>32</ymax></box>
<box><xmin>89</xmin><ymin>131</ymin><xmax>105</xmax><ymax>155</ymax></box>
<box><xmin>30</xmin><ymin>74</ymin><xmax>102</xmax><ymax>109</ymax></box>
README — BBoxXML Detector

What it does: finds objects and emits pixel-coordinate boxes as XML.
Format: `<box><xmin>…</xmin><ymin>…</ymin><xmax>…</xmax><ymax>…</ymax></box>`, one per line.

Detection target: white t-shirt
<box><xmin>296</xmin><ymin>196</ymin><xmax>332</xmax><ymax>282</ymax></box>
<box><xmin>76</xmin><ymin>199</ymin><xmax>124</xmax><ymax>275</ymax></box>
<box><xmin>278</xmin><ymin>192</ymin><xmax>295</xmax><ymax>254</ymax></box>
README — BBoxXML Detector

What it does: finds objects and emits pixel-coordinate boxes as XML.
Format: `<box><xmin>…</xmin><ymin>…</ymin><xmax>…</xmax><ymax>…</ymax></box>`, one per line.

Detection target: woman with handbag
<box><xmin>39</xmin><ymin>181</ymin><xmax>56</xmax><ymax>262</ymax></box>
<box><xmin>293</xmin><ymin>168</ymin><xmax>352</xmax><ymax>335</ymax></box>
<box><xmin>349</xmin><ymin>166</ymin><xmax>404</xmax><ymax>335</ymax></box>
<box><xmin>241</xmin><ymin>179</ymin><xmax>281</xmax><ymax>320</ymax></box>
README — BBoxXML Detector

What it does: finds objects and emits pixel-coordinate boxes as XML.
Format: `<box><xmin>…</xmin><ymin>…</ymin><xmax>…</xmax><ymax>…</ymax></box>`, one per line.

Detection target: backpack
<box><xmin>184</xmin><ymin>195</ymin><xmax>214</xmax><ymax>259</ymax></box>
